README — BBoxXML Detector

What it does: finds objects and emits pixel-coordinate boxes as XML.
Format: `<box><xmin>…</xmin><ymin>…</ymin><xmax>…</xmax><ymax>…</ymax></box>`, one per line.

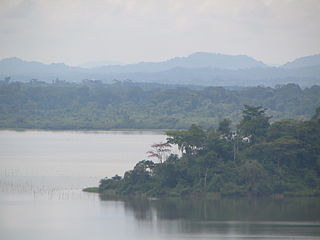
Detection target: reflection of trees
<box><xmin>98</xmin><ymin>197</ymin><xmax>320</xmax><ymax>237</ymax></box>
<box><xmin>116</xmin><ymin>197</ymin><xmax>320</xmax><ymax>222</ymax></box>
<box><xmin>124</xmin><ymin>198</ymin><xmax>153</xmax><ymax>220</ymax></box>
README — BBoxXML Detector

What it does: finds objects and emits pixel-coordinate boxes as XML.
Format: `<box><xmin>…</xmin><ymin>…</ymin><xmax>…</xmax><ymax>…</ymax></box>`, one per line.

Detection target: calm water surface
<box><xmin>0</xmin><ymin>130</ymin><xmax>319</xmax><ymax>240</ymax></box>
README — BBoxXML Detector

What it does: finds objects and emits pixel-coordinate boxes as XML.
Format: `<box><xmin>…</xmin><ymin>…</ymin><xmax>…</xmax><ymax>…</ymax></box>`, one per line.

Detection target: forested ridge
<box><xmin>98</xmin><ymin>106</ymin><xmax>320</xmax><ymax>197</ymax></box>
<box><xmin>0</xmin><ymin>80</ymin><xmax>320</xmax><ymax>130</ymax></box>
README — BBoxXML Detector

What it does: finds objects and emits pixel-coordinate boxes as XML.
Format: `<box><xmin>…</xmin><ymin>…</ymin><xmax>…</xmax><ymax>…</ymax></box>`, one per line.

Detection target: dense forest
<box><xmin>98</xmin><ymin>105</ymin><xmax>320</xmax><ymax>197</ymax></box>
<box><xmin>0</xmin><ymin>80</ymin><xmax>320</xmax><ymax>130</ymax></box>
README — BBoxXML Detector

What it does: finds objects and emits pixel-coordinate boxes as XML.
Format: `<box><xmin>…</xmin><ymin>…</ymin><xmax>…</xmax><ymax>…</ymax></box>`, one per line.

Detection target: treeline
<box><xmin>0</xmin><ymin>80</ymin><xmax>320</xmax><ymax>129</ymax></box>
<box><xmin>99</xmin><ymin>106</ymin><xmax>320</xmax><ymax>197</ymax></box>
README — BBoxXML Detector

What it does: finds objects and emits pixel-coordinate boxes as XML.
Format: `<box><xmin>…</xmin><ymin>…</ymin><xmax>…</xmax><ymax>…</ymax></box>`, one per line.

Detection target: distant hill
<box><xmin>106</xmin><ymin>66</ymin><xmax>320</xmax><ymax>86</ymax></box>
<box><xmin>0</xmin><ymin>53</ymin><xmax>319</xmax><ymax>87</ymax></box>
<box><xmin>94</xmin><ymin>52</ymin><xmax>267</xmax><ymax>73</ymax></box>
<box><xmin>0</xmin><ymin>57</ymin><xmax>87</xmax><ymax>82</ymax></box>
<box><xmin>282</xmin><ymin>54</ymin><xmax>320</xmax><ymax>68</ymax></box>
<box><xmin>79</xmin><ymin>61</ymin><xmax>125</xmax><ymax>68</ymax></box>
<box><xmin>0</xmin><ymin>57</ymin><xmax>84</xmax><ymax>74</ymax></box>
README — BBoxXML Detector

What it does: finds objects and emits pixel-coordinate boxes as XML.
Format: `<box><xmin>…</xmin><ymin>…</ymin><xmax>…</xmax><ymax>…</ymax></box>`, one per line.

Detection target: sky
<box><xmin>0</xmin><ymin>0</ymin><xmax>319</xmax><ymax>66</ymax></box>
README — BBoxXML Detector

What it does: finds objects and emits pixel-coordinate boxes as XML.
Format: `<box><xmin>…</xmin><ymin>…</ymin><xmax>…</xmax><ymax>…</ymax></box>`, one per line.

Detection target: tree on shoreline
<box><xmin>147</xmin><ymin>142</ymin><xmax>172</xmax><ymax>163</ymax></box>
<box><xmin>99</xmin><ymin>105</ymin><xmax>320</xmax><ymax>198</ymax></box>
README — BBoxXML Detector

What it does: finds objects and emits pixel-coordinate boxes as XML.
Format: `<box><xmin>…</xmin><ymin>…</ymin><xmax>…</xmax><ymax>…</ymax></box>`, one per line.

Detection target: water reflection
<box><xmin>101</xmin><ymin>196</ymin><xmax>320</xmax><ymax>238</ymax></box>
<box><xmin>108</xmin><ymin>197</ymin><xmax>320</xmax><ymax>222</ymax></box>
<box><xmin>1</xmin><ymin>130</ymin><xmax>319</xmax><ymax>240</ymax></box>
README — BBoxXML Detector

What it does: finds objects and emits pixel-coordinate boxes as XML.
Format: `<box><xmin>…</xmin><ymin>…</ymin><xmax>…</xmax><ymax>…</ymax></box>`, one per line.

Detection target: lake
<box><xmin>0</xmin><ymin>130</ymin><xmax>319</xmax><ymax>240</ymax></box>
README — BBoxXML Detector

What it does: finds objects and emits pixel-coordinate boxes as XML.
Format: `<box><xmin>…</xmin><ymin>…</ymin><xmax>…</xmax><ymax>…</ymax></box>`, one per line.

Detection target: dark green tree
<box><xmin>239</xmin><ymin>105</ymin><xmax>271</xmax><ymax>143</ymax></box>
<box><xmin>166</xmin><ymin>124</ymin><xmax>206</xmax><ymax>155</ymax></box>
<box><xmin>218</xmin><ymin>118</ymin><xmax>232</xmax><ymax>137</ymax></box>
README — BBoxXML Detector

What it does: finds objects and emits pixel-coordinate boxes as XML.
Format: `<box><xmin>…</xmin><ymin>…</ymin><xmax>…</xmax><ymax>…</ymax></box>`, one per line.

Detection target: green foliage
<box><xmin>0</xmin><ymin>81</ymin><xmax>319</xmax><ymax>130</ymax></box>
<box><xmin>166</xmin><ymin>125</ymin><xmax>206</xmax><ymax>155</ymax></box>
<box><xmin>99</xmin><ymin>106</ymin><xmax>320</xmax><ymax>197</ymax></box>
<box><xmin>239</xmin><ymin>105</ymin><xmax>271</xmax><ymax>143</ymax></box>
<box><xmin>82</xmin><ymin>187</ymin><xmax>99</xmax><ymax>193</ymax></box>
<box><xmin>1</xmin><ymin>80</ymin><xmax>319</xmax><ymax>197</ymax></box>
<box><xmin>218</xmin><ymin>118</ymin><xmax>232</xmax><ymax>136</ymax></box>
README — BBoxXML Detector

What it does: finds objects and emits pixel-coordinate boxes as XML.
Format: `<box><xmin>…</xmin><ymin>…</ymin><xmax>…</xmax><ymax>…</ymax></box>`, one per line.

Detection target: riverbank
<box><xmin>84</xmin><ymin>186</ymin><xmax>320</xmax><ymax>199</ymax></box>
<box><xmin>82</xmin><ymin>187</ymin><xmax>99</xmax><ymax>193</ymax></box>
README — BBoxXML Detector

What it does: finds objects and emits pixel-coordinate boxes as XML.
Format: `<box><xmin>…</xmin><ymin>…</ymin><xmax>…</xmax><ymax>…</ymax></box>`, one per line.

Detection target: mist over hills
<box><xmin>91</xmin><ymin>52</ymin><xmax>267</xmax><ymax>73</ymax></box>
<box><xmin>282</xmin><ymin>54</ymin><xmax>320</xmax><ymax>69</ymax></box>
<box><xmin>79</xmin><ymin>61</ymin><xmax>125</xmax><ymax>68</ymax></box>
<box><xmin>0</xmin><ymin>53</ymin><xmax>319</xmax><ymax>87</ymax></box>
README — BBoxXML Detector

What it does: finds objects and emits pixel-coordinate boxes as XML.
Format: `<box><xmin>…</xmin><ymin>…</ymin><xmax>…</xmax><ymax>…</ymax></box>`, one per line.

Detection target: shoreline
<box><xmin>84</xmin><ymin>187</ymin><xmax>320</xmax><ymax>199</ymax></box>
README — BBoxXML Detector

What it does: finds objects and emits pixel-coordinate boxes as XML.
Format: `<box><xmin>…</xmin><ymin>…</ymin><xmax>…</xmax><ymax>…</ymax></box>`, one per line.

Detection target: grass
<box><xmin>82</xmin><ymin>187</ymin><xmax>99</xmax><ymax>193</ymax></box>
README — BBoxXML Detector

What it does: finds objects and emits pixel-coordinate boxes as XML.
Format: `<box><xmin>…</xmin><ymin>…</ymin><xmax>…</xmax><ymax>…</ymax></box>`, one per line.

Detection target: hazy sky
<box><xmin>0</xmin><ymin>0</ymin><xmax>319</xmax><ymax>65</ymax></box>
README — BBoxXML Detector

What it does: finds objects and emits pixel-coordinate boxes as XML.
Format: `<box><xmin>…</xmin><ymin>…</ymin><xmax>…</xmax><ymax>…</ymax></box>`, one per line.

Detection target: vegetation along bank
<box><xmin>98</xmin><ymin>105</ymin><xmax>320</xmax><ymax>198</ymax></box>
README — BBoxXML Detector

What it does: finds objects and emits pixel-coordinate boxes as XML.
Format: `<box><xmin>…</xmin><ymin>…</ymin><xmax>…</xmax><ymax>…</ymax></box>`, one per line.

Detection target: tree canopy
<box><xmin>99</xmin><ymin>106</ymin><xmax>320</xmax><ymax>198</ymax></box>
<box><xmin>0</xmin><ymin>81</ymin><xmax>319</xmax><ymax>130</ymax></box>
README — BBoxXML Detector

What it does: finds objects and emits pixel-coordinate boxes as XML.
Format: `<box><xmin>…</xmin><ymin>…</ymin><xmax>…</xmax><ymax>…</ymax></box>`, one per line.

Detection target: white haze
<box><xmin>0</xmin><ymin>0</ymin><xmax>319</xmax><ymax>66</ymax></box>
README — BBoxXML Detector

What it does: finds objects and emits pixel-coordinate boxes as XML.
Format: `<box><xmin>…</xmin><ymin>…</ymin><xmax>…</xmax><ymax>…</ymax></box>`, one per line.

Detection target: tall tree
<box><xmin>239</xmin><ymin>105</ymin><xmax>271</xmax><ymax>143</ymax></box>
<box><xmin>218</xmin><ymin>118</ymin><xmax>232</xmax><ymax>137</ymax></box>
<box><xmin>147</xmin><ymin>142</ymin><xmax>172</xmax><ymax>163</ymax></box>
<box><xmin>166</xmin><ymin>124</ymin><xmax>206</xmax><ymax>155</ymax></box>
